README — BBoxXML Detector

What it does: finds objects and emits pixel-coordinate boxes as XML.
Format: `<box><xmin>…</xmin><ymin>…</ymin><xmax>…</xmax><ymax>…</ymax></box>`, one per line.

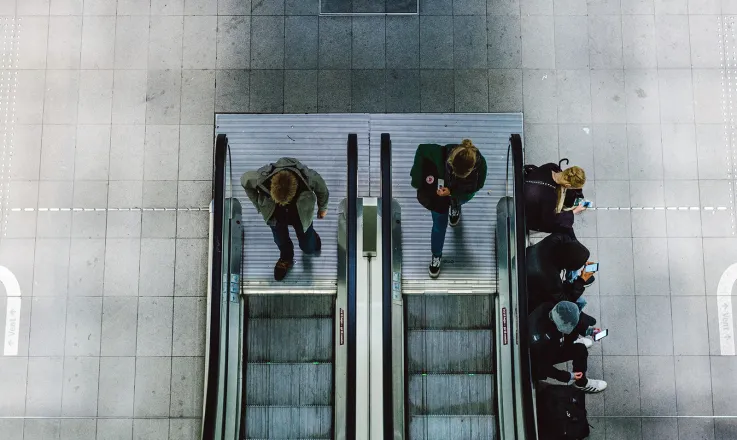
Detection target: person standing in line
<box><xmin>241</xmin><ymin>158</ymin><xmax>329</xmax><ymax>281</ymax></box>
<box><xmin>410</xmin><ymin>139</ymin><xmax>487</xmax><ymax>279</ymax></box>
<box><xmin>524</xmin><ymin>161</ymin><xmax>587</xmax><ymax>238</ymax></box>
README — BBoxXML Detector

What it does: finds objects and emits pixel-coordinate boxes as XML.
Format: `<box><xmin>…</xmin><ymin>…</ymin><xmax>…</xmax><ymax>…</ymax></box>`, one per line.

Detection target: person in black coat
<box><xmin>524</xmin><ymin>162</ymin><xmax>587</xmax><ymax>237</ymax></box>
<box><xmin>529</xmin><ymin>301</ymin><xmax>607</xmax><ymax>393</ymax></box>
<box><xmin>527</xmin><ymin>232</ymin><xmax>594</xmax><ymax>312</ymax></box>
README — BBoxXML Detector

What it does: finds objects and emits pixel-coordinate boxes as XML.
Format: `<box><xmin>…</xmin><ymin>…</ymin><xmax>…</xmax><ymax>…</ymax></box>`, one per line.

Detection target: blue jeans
<box><xmin>270</xmin><ymin>220</ymin><xmax>318</xmax><ymax>260</ymax></box>
<box><xmin>430</xmin><ymin>198</ymin><xmax>466</xmax><ymax>257</ymax></box>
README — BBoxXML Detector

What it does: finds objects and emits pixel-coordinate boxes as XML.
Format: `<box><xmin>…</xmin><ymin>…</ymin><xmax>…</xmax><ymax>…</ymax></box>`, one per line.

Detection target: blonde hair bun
<box><xmin>449</xmin><ymin>139</ymin><xmax>479</xmax><ymax>178</ymax></box>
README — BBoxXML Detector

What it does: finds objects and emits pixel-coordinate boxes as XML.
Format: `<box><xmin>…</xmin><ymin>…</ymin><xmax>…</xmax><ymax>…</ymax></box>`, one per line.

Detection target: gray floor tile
<box><xmin>40</xmin><ymin>125</ymin><xmax>75</xmax><ymax>181</ymax></box>
<box><xmin>24</xmin><ymin>419</ymin><xmax>61</xmax><ymax>440</ymax></box>
<box><xmin>17</xmin><ymin>17</ymin><xmax>48</xmax><ymax>69</ymax></box>
<box><xmin>420</xmin><ymin>70</ymin><xmax>455</xmax><ymax>112</ymax></box>
<box><xmin>606</xmin><ymin>418</ymin><xmax>641</xmax><ymax>440</ymax></box>
<box><xmin>557</xmin><ymin>69</ymin><xmax>591</xmax><ymax>123</ymax></box>
<box><xmin>174</xmin><ymin>239</ymin><xmax>208</xmax><ymax>296</ymax></box>
<box><xmin>115</xmin><ymin>16</ymin><xmax>150</xmax><ymax>70</ymax></box>
<box><xmin>601</xmin><ymin>296</ymin><xmax>638</xmax><ymax>354</ymax></box>
<box><xmin>675</xmin><ymin>356</ymin><xmax>713</xmax><ymax>415</ymax></box>
<box><xmin>625</xmin><ymin>69</ymin><xmax>660</xmax><ymax>124</ymax></box>
<box><xmin>133</xmin><ymin>419</ymin><xmax>169</xmax><ymax>440</ymax></box>
<box><xmin>170</xmin><ymin>357</ymin><xmax>204</xmax><ymax>417</ymax></box>
<box><xmin>679</xmin><ymin>418</ymin><xmax>716</xmax><ymax>440</ymax></box>
<box><xmin>455</xmin><ymin>69</ymin><xmax>489</xmax><ymax>112</ymax></box>
<box><xmin>692</xmin><ymin>69</ymin><xmax>723</xmax><ymax>124</ymax></box>
<box><xmin>455</xmin><ymin>0</ymin><xmax>487</xmax><ymax>13</ymax></box>
<box><xmin>108</xmin><ymin>181</ymin><xmax>143</xmax><ymax>208</ymax></box>
<box><xmin>61</xmin><ymin>357</ymin><xmax>99</xmax><ymax>417</ymax></box>
<box><xmin>662</xmin><ymin>124</ymin><xmax>698</xmax><ymax>180</ymax></box>
<box><xmin>75</xmin><ymin>125</ymin><xmax>110</xmax><ymax>181</ymax></box>
<box><xmin>688</xmin><ymin>0</ymin><xmax>719</xmax><ymax>13</ymax></box>
<box><xmin>555</xmin><ymin>16</ymin><xmax>589</xmax><ymax>69</ymax></box>
<box><xmin>252</xmin><ymin>0</ymin><xmax>284</xmax><ymax>13</ymax></box>
<box><xmin>173</xmin><ymin>297</ymin><xmax>206</xmax><ymax>356</ymax></box>
<box><xmin>134</xmin><ymin>357</ymin><xmax>172</xmax><ymax>417</ymax></box>
<box><xmin>177</xmin><ymin>212</ymin><xmax>208</xmax><ymax>238</ymax></box>
<box><xmin>489</xmin><ymin>69</ymin><xmax>522</xmax><ymax>112</ymax></box>
<box><xmin>152</xmin><ymin>0</ymin><xmax>184</xmax><ymax>13</ymax></box>
<box><xmin>285</xmin><ymin>0</ymin><xmax>314</xmax><ymax>13</ymax></box>
<box><xmin>351</xmin><ymin>70</ymin><xmax>386</xmax><ymax>113</ymax></box>
<box><xmin>590</xmin><ymin>70</ymin><xmax>626</xmax><ymax>124</ymax></box>
<box><xmin>672</xmin><ymin>296</ymin><xmax>710</xmax><ymax>356</ymax></box>
<box><xmin>47</xmin><ymin>16</ymin><xmax>82</xmax><ymax>70</ymax></box>
<box><xmin>33</xmin><ymin>239</ymin><xmax>70</xmax><ymax>297</ymax></box>
<box><xmin>136</xmin><ymin>297</ymin><xmax>174</xmax><ymax>356</ymax></box>
<box><xmin>104</xmin><ymin>239</ymin><xmax>141</xmax><ymax>296</ymax></box>
<box><xmin>98</xmin><ymin>357</ymin><xmax>135</xmax><ymax>416</ymax></box>
<box><xmin>217</xmin><ymin>16</ymin><xmax>251</xmax><ymax>69</ymax></box>
<box><xmin>639</xmin><ymin>356</ymin><xmax>677</xmax><ymax>415</ymax></box>
<box><xmin>285</xmin><ymin>70</ymin><xmax>318</xmax><ymax>113</ymax></box>
<box><xmin>711</xmin><ymin>356</ymin><xmax>737</xmax><ymax>415</ymax></box>
<box><xmin>520</xmin><ymin>0</ymin><xmax>553</xmax><ymax>14</ymax></box>
<box><xmin>84</xmin><ymin>0</ymin><xmax>118</xmax><ymax>14</ymax></box>
<box><xmin>26</xmin><ymin>356</ymin><xmax>64</xmax><ymax>416</ymax></box>
<box><xmin>524</xmin><ymin>124</ymin><xmax>559</xmax><ymax>165</ymax></box>
<box><xmin>641</xmin><ymin>418</ymin><xmax>677</xmax><ymax>439</ymax></box>
<box><xmin>603</xmin><ymin>356</ymin><xmax>641</xmax><ymax>416</ymax></box>
<box><xmin>715</xmin><ymin>419</ymin><xmax>737</xmax><ymax>440</ymax></box>
<box><xmin>10</xmin><ymin>124</ymin><xmax>42</xmax><ymax>180</ymax></box>
<box><xmin>37</xmin><ymin>181</ymin><xmax>73</xmax><ymax>237</ymax></box>
<box><xmin>589</xmin><ymin>15</ymin><xmax>623</xmax><ymax>69</ymax></box>
<box><xmin>596</xmin><ymin>180</ymin><xmax>633</xmax><ymax>237</ymax></box>
<box><xmin>668</xmin><ymin>238</ymin><xmax>705</xmax><ymax>295</ymax></box>
<box><xmin>630</xmin><ymin>181</ymin><xmax>667</xmax><ymax>237</ymax></box>
<box><xmin>179</xmin><ymin>125</ymin><xmax>214</xmax><ymax>180</ymax></box>
<box><xmin>60</xmin><ymin>419</ymin><xmax>96</xmax><ymax>440</ymax></box>
<box><xmin>352</xmin><ymin>17</ymin><xmax>385</xmax><ymax>69</ymax></box>
<box><xmin>0</xmin><ymin>357</ymin><xmax>28</xmax><ymax>416</ymax></box>
<box><xmin>386</xmin><ymin>69</ymin><xmax>421</xmax><ymax>112</ymax></box>
<box><xmin>553</xmin><ymin>0</ymin><xmax>586</xmax><ymax>13</ymax></box>
<box><xmin>622</xmin><ymin>0</ymin><xmax>654</xmax><ymax>12</ymax></box>
<box><xmin>317</xmin><ymin>70</ymin><xmax>351</xmax><ymax>112</ymax></box>
<box><xmin>251</xmin><ymin>16</ymin><xmax>284</xmax><ymax>70</ymax></box>
<box><xmin>319</xmin><ymin>17</ymin><xmax>351</xmax><ymax>69</ymax></box>
<box><xmin>107</xmin><ymin>211</ymin><xmax>142</xmax><ymax>238</ymax></box>
<box><xmin>78</xmin><ymin>70</ymin><xmax>114</xmax><ymax>124</ymax></box>
<box><xmin>112</xmin><ymin>70</ymin><xmax>148</xmax><ymax>125</ymax></box>
<box><xmin>145</xmin><ymin>126</ymin><xmax>180</xmax><ymax>181</ymax></box>
<box><xmin>149</xmin><ymin>16</ymin><xmax>184</xmax><ymax>70</ymax></box>
<box><xmin>6</xmin><ymin>183</ymin><xmax>38</xmax><ymax>238</ymax></box>
<box><xmin>487</xmin><ymin>15</ymin><xmax>522</xmax><ymax>69</ymax></box>
<box><xmin>285</xmin><ymin>16</ymin><xmax>316</xmax><ymax>69</ymax></box>
<box><xmin>185</xmin><ymin>0</ymin><xmax>218</xmax><ymax>14</ymax></box>
<box><xmin>97</xmin><ymin>419</ymin><xmax>133</xmax><ymax>440</ymax></box>
<box><xmin>454</xmin><ymin>16</ymin><xmax>487</xmax><ymax>69</ymax></box>
<box><xmin>593</xmin><ymin>124</ymin><xmax>628</xmax><ymax>180</ymax></box>
<box><xmin>44</xmin><ymin>70</ymin><xmax>80</xmax><ymax>125</ymax></box>
<box><xmin>139</xmin><ymin>239</ymin><xmax>176</xmax><ymax>297</ymax></box>
<box><xmin>633</xmin><ymin>238</ymin><xmax>670</xmax><ymax>295</ymax></box>
<box><xmin>664</xmin><ymin>180</ymin><xmax>702</xmax><ymax>237</ymax></box>
<box><xmin>695</xmin><ymin>124</ymin><xmax>731</xmax><ymax>180</ymax></box>
<box><xmin>689</xmin><ymin>15</ymin><xmax>723</xmax><ymax>68</ymax></box>
<box><xmin>421</xmin><ymin>16</ymin><xmax>454</xmax><ymax>69</ymax></box>
<box><xmin>421</xmin><ymin>0</ymin><xmax>453</xmax><ymax>13</ymax></box>
<box><xmin>101</xmin><ymin>297</ymin><xmax>138</xmax><ymax>356</ymax></box>
<box><xmin>703</xmin><ymin>238</ymin><xmax>737</xmax><ymax>295</ymax></box>
<box><xmin>142</xmin><ymin>211</ymin><xmax>178</xmax><ymax>238</ymax></box>
<box><xmin>522</xmin><ymin>16</ymin><xmax>555</xmax><ymax>68</ymax></box>
<box><xmin>0</xmin><ymin>239</ymin><xmax>35</xmax><ymax>304</ymax></box>
<box><xmin>169</xmin><ymin>419</ymin><xmax>200</xmax><ymax>440</ymax></box>
<box><xmin>215</xmin><ymin>69</ymin><xmax>250</xmax><ymax>112</ymax></box>
<box><xmin>65</xmin><ymin>297</ymin><xmax>102</xmax><ymax>356</ymax></box>
<box><xmin>118</xmin><ymin>0</ymin><xmax>151</xmax><ymax>13</ymax></box>
<box><xmin>699</xmin><ymin>180</ymin><xmax>734</xmax><ymax>237</ymax></box>
<box><xmin>627</xmin><ymin>124</ymin><xmax>663</xmax><ymax>181</ymax></box>
<box><xmin>0</xmin><ymin>419</ymin><xmax>26</xmax><ymax>438</ymax></box>
<box><xmin>636</xmin><ymin>296</ymin><xmax>674</xmax><ymax>355</ymax></box>
<box><xmin>522</xmin><ymin>69</ymin><xmax>558</xmax><ymax>123</ymax></box>
<box><xmin>587</xmin><ymin>0</ymin><xmax>622</xmax><ymax>13</ymax></box>
<box><xmin>249</xmin><ymin>70</ymin><xmax>285</xmax><ymax>113</ymax></box>
<box><xmin>622</xmin><ymin>15</ymin><xmax>657</xmax><ymax>69</ymax></box>
<box><xmin>654</xmin><ymin>0</ymin><xmax>687</xmax><ymax>12</ymax></box>
<box><xmin>386</xmin><ymin>16</ymin><xmax>419</xmax><ymax>69</ymax></box>
<box><xmin>183</xmin><ymin>16</ymin><xmax>217</xmax><ymax>69</ymax></box>
<box><xmin>109</xmin><ymin>126</ymin><xmax>145</xmax><ymax>181</ymax></box>
<box><xmin>20</xmin><ymin>0</ymin><xmax>50</xmax><ymax>14</ymax></box>
<box><xmin>72</xmin><ymin>182</ymin><xmax>108</xmax><ymax>238</ymax></box>
<box><xmin>15</xmin><ymin>70</ymin><xmax>46</xmax><ymax>125</ymax></box>
<box><xmin>177</xmin><ymin>181</ymin><xmax>210</xmax><ymax>208</ymax></box>
<box><xmin>655</xmin><ymin>15</ymin><xmax>691</xmax><ymax>68</ymax></box>
<box><xmin>659</xmin><ymin>69</ymin><xmax>694</xmax><ymax>123</ymax></box>
<box><xmin>146</xmin><ymin>70</ymin><xmax>182</xmax><ymax>125</ymax></box>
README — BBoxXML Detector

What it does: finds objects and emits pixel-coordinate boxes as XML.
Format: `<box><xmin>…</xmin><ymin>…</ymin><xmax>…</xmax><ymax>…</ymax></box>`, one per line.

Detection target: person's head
<box><xmin>549</xmin><ymin>301</ymin><xmax>581</xmax><ymax>335</ymax></box>
<box><xmin>553</xmin><ymin>239</ymin><xmax>590</xmax><ymax>271</ymax></box>
<box><xmin>555</xmin><ymin>166</ymin><xmax>586</xmax><ymax>213</ymax></box>
<box><xmin>270</xmin><ymin>170</ymin><xmax>299</xmax><ymax>206</ymax></box>
<box><xmin>448</xmin><ymin>139</ymin><xmax>479</xmax><ymax>179</ymax></box>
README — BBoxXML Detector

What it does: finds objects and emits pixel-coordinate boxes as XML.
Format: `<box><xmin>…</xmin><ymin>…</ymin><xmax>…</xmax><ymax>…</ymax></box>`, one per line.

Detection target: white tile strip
<box><xmin>1</xmin><ymin>265</ymin><xmax>22</xmax><ymax>356</ymax></box>
<box><xmin>717</xmin><ymin>263</ymin><xmax>737</xmax><ymax>356</ymax></box>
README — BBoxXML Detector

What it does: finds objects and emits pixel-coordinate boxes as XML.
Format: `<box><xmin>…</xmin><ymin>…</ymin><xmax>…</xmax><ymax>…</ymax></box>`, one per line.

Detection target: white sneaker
<box><xmin>573</xmin><ymin>378</ymin><xmax>607</xmax><ymax>393</ymax></box>
<box><xmin>574</xmin><ymin>336</ymin><xmax>593</xmax><ymax>349</ymax></box>
<box><xmin>428</xmin><ymin>255</ymin><xmax>441</xmax><ymax>278</ymax></box>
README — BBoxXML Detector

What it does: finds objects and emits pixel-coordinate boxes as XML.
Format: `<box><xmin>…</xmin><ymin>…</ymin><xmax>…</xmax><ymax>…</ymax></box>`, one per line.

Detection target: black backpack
<box><xmin>536</xmin><ymin>385</ymin><xmax>591</xmax><ymax>440</ymax></box>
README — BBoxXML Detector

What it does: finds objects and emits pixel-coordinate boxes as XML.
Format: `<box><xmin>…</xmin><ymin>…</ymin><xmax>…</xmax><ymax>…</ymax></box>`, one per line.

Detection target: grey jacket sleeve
<box><xmin>303</xmin><ymin>166</ymin><xmax>329</xmax><ymax>211</ymax></box>
<box><xmin>241</xmin><ymin>171</ymin><xmax>261</xmax><ymax>213</ymax></box>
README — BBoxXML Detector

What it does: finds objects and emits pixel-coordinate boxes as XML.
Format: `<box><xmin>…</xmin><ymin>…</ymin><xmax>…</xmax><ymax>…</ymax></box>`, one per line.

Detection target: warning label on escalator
<box><xmin>502</xmin><ymin>307</ymin><xmax>508</xmax><ymax>345</ymax></box>
<box><xmin>339</xmin><ymin>308</ymin><xmax>345</xmax><ymax>345</ymax></box>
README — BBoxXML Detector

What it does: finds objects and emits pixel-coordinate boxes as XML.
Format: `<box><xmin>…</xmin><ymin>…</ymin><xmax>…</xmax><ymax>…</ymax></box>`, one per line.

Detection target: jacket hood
<box><xmin>552</xmin><ymin>240</ymin><xmax>590</xmax><ymax>271</ymax></box>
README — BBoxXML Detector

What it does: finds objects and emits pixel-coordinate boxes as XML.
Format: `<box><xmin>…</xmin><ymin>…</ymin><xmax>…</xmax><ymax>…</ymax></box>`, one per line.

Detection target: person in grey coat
<box><xmin>241</xmin><ymin>158</ymin><xmax>329</xmax><ymax>281</ymax></box>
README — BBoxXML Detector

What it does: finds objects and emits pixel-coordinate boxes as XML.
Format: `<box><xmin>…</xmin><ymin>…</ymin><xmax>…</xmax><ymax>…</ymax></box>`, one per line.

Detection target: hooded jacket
<box><xmin>524</xmin><ymin>163</ymin><xmax>584</xmax><ymax>233</ymax></box>
<box><xmin>241</xmin><ymin>158</ymin><xmax>329</xmax><ymax>232</ymax></box>
<box><xmin>526</xmin><ymin>233</ymin><xmax>590</xmax><ymax>311</ymax></box>
<box><xmin>529</xmin><ymin>302</ymin><xmax>597</xmax><ymax>382</ymax></box>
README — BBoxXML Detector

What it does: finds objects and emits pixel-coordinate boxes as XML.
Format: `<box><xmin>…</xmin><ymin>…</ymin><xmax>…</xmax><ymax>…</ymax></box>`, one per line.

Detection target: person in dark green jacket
<box><xmin>410</xmin><ymin>139</ymin><xmax>487</xmax><ymax>278</ymax></box>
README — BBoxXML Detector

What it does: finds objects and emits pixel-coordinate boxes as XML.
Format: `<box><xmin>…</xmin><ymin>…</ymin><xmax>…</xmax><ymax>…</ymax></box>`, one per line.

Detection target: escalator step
<box><xmin>406</xmin><ymin>295</ymin><xmax>493</xmax><ymax>330</ymax></box>
<box><xmin>248</xmin><ymin>295</ymin><xmax>334</xmax><ymax>319</ymax></box>
<box><xmin>246</xmin><ymin>363</ymin><xmax>333</xmax><ymax>406</ymax></box>
<box><xmin>409</xmin><ymin>415</ymin><xmax>497</xmax><ymax>440</ymax></box>
<box><xmin>247</xmin><ymin>318</ymin><xmax>332</xmax><ymax>363</ymax></box>
<box><xmin>245</xmin><ymin>405</ymin><xmax>332</xmax><ymax>439</ymax></box>
<box><xmin>407</xmin><ymin>330</ymin><xmax>493</xmax><ymax>373</ymax></box>
<box><xmin>408</xmin><ymin>373</ymin><xmax>495</xmax><ymax>415</ymax></box>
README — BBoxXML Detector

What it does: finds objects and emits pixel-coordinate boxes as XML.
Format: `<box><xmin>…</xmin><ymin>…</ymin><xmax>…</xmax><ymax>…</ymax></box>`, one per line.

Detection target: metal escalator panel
<box><xmin>215</xmin><ymin>114</ymin><xmax>370</xmax><ymax>294</ymax></box>
<box><xmin>405</xmin><ymin>295</ymin><xmax>497</xmax><ymax>440</ymax></box>
<box><xmin>244</xmin><ymin>295</ymin><xmax>335</xmax><ymax>439</ymax></box>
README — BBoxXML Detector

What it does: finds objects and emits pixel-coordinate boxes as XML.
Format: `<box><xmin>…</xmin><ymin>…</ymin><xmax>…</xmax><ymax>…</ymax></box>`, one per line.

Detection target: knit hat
<box><xmin>555</xmin><ymin>240</ymin><xmax>590</xmax><ymax>271</ymax></box>
<box><xmin>550</xmin><ymin>301</ymin><xmax>580</xmax><ymax>335</ymax></box>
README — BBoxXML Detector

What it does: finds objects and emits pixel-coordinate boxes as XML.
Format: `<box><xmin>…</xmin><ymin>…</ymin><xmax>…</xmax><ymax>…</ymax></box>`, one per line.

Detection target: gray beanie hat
<box><xmin>550</xmin><ymin>301</ymin><xmax>580</xmax><ymax>335</ymax></box>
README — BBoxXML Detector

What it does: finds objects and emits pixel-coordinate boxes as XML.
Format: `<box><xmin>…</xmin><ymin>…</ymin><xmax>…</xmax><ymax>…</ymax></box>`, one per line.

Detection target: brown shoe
<box><xmin>274</xmin><ymin>258</ymin><xmax>294</xmax><ymax>281</ymax></box>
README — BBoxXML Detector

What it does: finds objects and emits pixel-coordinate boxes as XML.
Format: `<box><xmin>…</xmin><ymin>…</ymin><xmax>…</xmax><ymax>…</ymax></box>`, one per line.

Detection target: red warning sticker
<box><xmin>339</xmin><ymin>308</ymin><xmax>345</xmax><ymax>345</ymax></box>
<box><xmin>502</xmin><ymin>307</ymin><xmax>508</xmax><ymax>345</ymax></box>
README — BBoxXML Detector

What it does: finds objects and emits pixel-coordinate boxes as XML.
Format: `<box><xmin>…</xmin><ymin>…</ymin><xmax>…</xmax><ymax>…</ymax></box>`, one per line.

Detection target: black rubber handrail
<box><xmin>511</xmin><ymin>134</ymin><xmax>537</xmax><ymax>440</ymax></box>
<box><xmin>346</xmin><ymin>133</ymin><xmax>358</xmax><ymax>440</ymax></box>
<box><xmin>380</xmin><ymin>133</ymin><xmax>394</xmax><ymax>439</ymax></box>
<box><xmin>202</xmin><ymin>134</ymin><xmax>227</xmax><ymax>440</ymax></box>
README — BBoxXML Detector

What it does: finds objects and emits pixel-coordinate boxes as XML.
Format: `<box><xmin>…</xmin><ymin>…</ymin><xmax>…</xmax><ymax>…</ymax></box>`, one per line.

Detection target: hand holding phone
<box><xmin>594</xmin><ymin>329</ymin><xmax>608</xmax><ymax>341</ymax></box>
<box><xmin>584</xmin><ymin>262</ymin><xmax>599</xmax><ymax>273</ymax></box>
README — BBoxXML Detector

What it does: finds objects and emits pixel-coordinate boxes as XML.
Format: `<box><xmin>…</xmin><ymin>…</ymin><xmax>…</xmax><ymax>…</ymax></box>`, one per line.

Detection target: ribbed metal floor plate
<box><xmin>245</xmin><ymin>406</ymin><xmax>332</xmax><ymax>439</ymax></box>
<box><xmin>408</xmin><ymin>374</ymin><xmax>495</xmax><ymax>414</ymax></box>
<box><xmin>409</xmin><ymin>416</ymin><xmax>496</xmax><ymax>440</ymax></box>
<box><xmin>246</xmin><ymin>363</ymin><xmax>333</xmax><ymax>406</ymax></box>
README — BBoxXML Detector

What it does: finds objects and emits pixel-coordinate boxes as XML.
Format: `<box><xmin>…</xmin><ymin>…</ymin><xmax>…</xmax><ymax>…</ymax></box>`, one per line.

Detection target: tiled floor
<box><xmin>0</xmin><ymin>0</ymin><xmax>735</xmax><ymax>439</ymax></box>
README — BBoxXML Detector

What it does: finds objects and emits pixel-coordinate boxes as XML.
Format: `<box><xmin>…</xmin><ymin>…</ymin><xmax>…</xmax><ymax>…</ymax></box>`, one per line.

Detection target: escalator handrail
<box><xmin>510</xmin><ymin>133</ymin><xmax>537</xmax><ymax>440</ymax></box>
<box><xmin>202</xmin><ymin>133</ymin><xmax>227</xmax><ymax>440</ymax></box>
<box><xmin>346</xmin><ymin>133</ymin><xmax>358</xmax><ymax>440</ymax></box>
<box><xmin>380</xmin><ymin>133</ymin><xmax>394</xmax><ymax>439</ymax></box>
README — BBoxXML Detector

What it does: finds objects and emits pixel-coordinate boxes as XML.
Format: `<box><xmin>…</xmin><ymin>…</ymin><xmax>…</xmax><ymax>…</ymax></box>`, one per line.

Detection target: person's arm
<box><xmin>546</xmin><ymin>364</ymin><xmax>574</xmax><ymax>383</ymax></box>
<box><xmin>476</xmin><ymin>154</ymin><xmax>487</xmax><ymax>191</ymax></box>
<box><xmin>410</xmin><ymin>144</ymin><xmax>434</xmax><ymax>189</ymax></box>
<box><xmin>240</xmin><ymin>171</ymin><xmax>262</xmax><ymax>213</ymax></box>
<box><xmin>304</xmin><ymin>166</ymin><xmax>329</xmax><ymax>212</ymax></box>
<box><xmin>562</xmin><ymin>277</ymin><xmax>586</xmax><ymax>302</ymax></box>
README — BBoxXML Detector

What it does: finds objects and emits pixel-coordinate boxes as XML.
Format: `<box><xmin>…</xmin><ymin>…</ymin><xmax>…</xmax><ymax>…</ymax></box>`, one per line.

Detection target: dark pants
<box><xmin>270</xmin><ymin>219</ymin><xmax>318</xmax><ymax>260</ymax></box>
<box><xmin>552</xmin><ymin>342</ymin><xmax>588</xmax><ymax>376</ymax></box>
<box><xmin>430</xmin><ymin>198</ymin><xmax>467</xmax><ymax>257</ymax></box>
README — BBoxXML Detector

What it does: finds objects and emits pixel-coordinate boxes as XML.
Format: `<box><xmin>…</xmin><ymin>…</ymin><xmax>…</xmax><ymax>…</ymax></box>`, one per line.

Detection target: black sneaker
<box><xmin>274</xmin><ymin>258</ymin><xmax>294</xmax><ymax>281</ymax></box>
<box><xmin>449</xmin><ymin>203</ymin><xmax>461</xmax><ymax>227</ymax></box>
<box><xmin>428</xmin><ymin>255</ymin><xmax>441</xmax><ymax>278</ymax></box>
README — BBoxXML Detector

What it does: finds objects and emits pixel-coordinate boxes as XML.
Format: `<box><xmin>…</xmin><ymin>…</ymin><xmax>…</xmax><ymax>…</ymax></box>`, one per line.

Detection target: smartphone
<box><xmin>575</xmin><ymin>198</ymin><xmax>593</xmax><ymax>208</ymax></box>
<box><xmin>584</xmin><ymin>263</ymin><xmax>599</xmax><ymax>273</ymax></box>
<box><xmin>437</xmin><ymin>179</ymin><xmax>445</xmax><ymax>189</ymax></box>
<box><xmin>594</xmin><ymin>329</ymin><xmax>608</xmax><ymax>341</ymax></box>
<box><xmin>582</xmin><ymin>200</ymin><xmax>592</xmax><ymax>208</ymax></box>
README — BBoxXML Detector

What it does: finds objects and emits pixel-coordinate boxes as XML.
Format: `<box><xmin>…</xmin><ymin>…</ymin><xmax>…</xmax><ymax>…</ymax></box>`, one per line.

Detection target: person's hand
<box><xmin>581</xmin><ymin>270</ymin><xmax>594</xmax><ymax>282</ymax></box>
<box><xmin>317</xmin><ymin>210</ymin><xmax>327</xmax><ymax>219</ymax></box>
<box><xmin>436</xmin><ymin>187</ymin><xmax>451</xmax><ymax>197</ymax></box>
<box><xmin>591</xmin><ymin>328</ymin><xmax>601</xmax><ymax>336</ymax></box>
<box><xmin>573</xmin><ymin>372</ymin><xmax>584</xmax><ymax>380</ymax></box>
<box><xmin>573</xmin><ymin>205</ymin><xmax>587</xmax><ymax>214</ymax></box>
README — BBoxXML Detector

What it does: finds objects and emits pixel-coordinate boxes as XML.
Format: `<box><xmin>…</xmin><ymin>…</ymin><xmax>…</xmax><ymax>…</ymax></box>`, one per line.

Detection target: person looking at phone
<box><xmin>524</xmin><ymin>161</ymin><xmax>587</xmax><ymax>238</ymax></box>
<box><xmin>527</xmin><ymin>232</ymin><xmax>595</xmax><ymax>311</ymax></box>
<box><xmin>529</xmin><ymin>301</ymin><xmax>608</xmax><ymax>393</ymax></box>
<box><xmin>410</xmin><ymin>139</ymin><xmax>487</xmax><ymax>278</ymax></box>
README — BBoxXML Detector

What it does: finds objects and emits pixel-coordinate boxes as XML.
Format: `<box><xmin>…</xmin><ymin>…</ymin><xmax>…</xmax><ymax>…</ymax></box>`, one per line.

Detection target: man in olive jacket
<box><xmin>241</xmin><ymin>158</ymin><xmax>329</xmax><ymax>281</ymax></box>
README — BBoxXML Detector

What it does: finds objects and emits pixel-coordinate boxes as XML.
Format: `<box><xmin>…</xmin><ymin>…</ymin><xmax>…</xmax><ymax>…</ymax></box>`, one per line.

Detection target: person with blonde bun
<box><xmin>410</xmin><ymin>139</ymin><xmax>487</xmax><ymax>278</ymax></box>
<box><xmin>524</xmin><ymin>161</ymin><xmax>587</xmax><ymax>237</ymax></box>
